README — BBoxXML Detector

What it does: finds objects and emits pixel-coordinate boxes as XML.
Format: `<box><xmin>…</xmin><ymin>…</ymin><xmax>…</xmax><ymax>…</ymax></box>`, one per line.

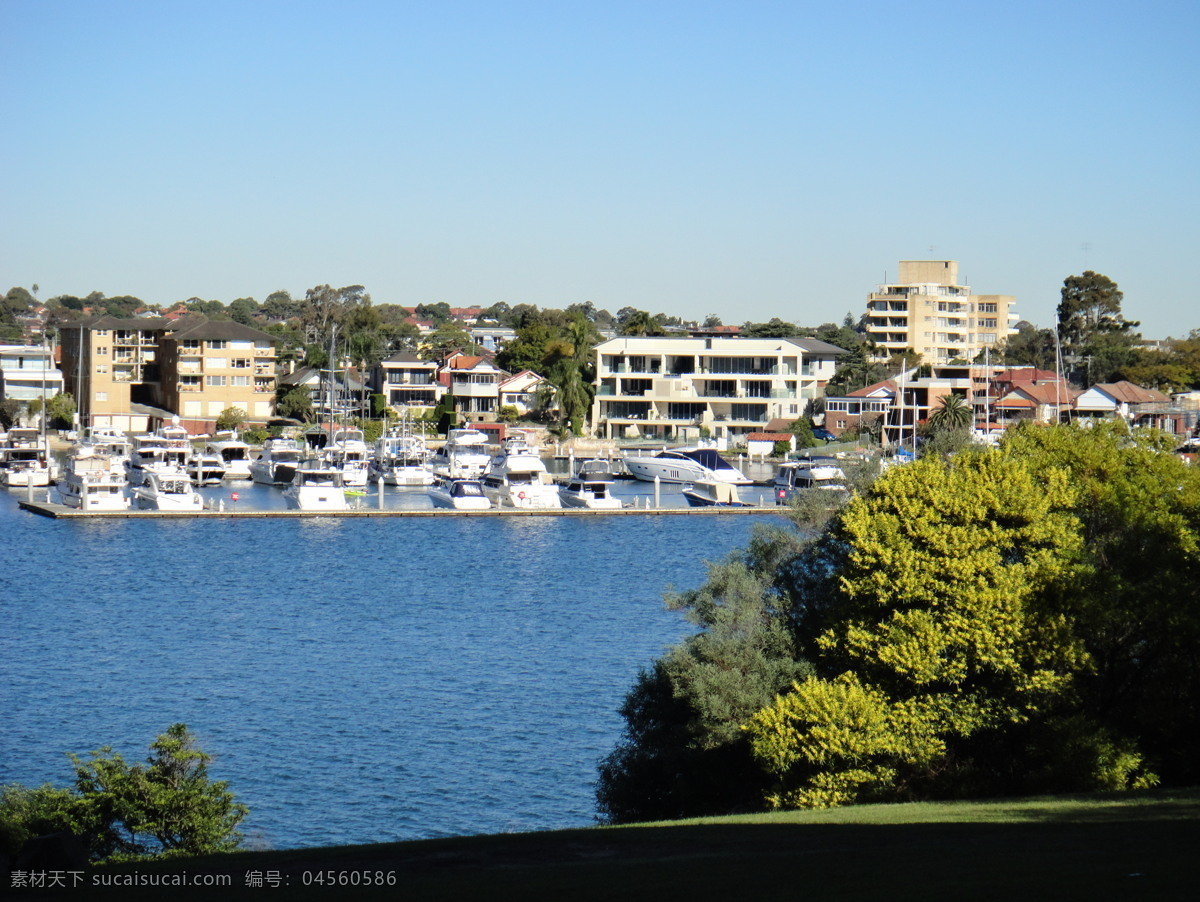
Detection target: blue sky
<box><xmin>3</xmin><ymin>0</ymin><xmax>1197</xmax><ymax>337</ymax></box>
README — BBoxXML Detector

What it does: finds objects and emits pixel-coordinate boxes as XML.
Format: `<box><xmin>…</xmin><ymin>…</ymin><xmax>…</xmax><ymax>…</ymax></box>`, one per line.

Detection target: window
<box><xmin>231</xmin><ymin>375</ymin><xmax>251</xmax><ymax>386</ymax></box>
<box><xmin>182</xmin><ymin>339</ymin><xmax>201</xmax><ymax>350</ymax></box>
<box><xmin>207</xmin><ymin>375</ymin><xmax>226</xmax><ymax>387</ymax></box>
<box><xmin>207</xmin><ymin>357</ymin><xmax>227</xmax><ymax>369</ymax></box>
<box><xmin>207</xmin><ymin>340</ymin><xmax>227</xmax><ymax>350</ymax></box>
<box><xmin>95</xmin><ymin>365</ymin><xmax>108</xmax><ymax>374</ymax></box>
<box><xmin>96</xmin><ymin>347</ymin><xmax>108</xmax><ymax>356</ymax></box>
<box><xmin>231</xmin><ymin>358</ymin><xmax>251</xmax><ymax>368</ymax></box>
<box><xmin>95</xmin><ymin>391</ymin><xmax>107</xmax><ymax>401</ymax></box>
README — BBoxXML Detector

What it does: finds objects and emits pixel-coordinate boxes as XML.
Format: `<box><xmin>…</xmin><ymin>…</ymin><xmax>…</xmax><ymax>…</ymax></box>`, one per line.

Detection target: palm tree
<box><xmin>927</xmin><ymin>394</ymin><xmax>973</xmax><ymax>433</ymax></box>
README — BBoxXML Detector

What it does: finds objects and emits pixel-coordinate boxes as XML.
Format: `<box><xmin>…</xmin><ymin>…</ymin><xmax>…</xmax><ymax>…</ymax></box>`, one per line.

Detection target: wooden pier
<box><xmin>18</xmin><ymin>500</ymin><xmax>782</xmax><ymax>520</ymax></box>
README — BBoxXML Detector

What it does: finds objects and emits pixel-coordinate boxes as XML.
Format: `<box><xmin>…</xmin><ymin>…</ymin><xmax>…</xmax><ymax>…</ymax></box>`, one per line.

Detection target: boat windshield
<box><xmin>453</xmin><ymin>481</ymin><xmax>485</xmax><ymax>497</ymax></box>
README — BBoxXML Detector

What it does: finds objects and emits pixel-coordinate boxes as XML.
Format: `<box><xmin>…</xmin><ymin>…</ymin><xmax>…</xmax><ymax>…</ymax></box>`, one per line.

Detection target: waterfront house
<box><xmin>1075</xmin><ymin>381</ymin><xmax>1175</xmax><ymax>430</ymax></box>
<box><xmin>498</xmin><ymin>370</ymin><xmax>546</xmax><ymax>415</ymax></box>
<box><xmin>373</xmin><ymin>351</ymin><xmax>441</xmax><ymax>414</ymax></box>
<box><xmin>441</xmin><ymin>353</ymin><xmax>508</xmax><ymax>420</ymax></box>
<box><xmin>823</xmin><ymin>380</ymin><xmax>898</xmax><ymax>437</ymax></box>
<box><xmin>0</xmin><ymin>344</ymin><xmax>64</xmax><ymax>405</ymax></box>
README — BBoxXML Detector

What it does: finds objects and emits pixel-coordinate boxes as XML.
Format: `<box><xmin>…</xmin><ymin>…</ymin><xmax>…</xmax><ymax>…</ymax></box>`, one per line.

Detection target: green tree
<box><xmin>1001</xmin><ymin>421</ymin><xmax>1200</xmax><ymax>784</ymax></box>
<box><xmin>598</xmin><ymin>534</ymin><xmax>814</xmax><ymax>823</ymax></box>
<box><xmin>741</xmin><ymin>318</ymin><xmax>804</xmax><ymax>338</ymax></box>
<box><xmin>926</xmin><ymin>393</ymin><xmax>972</xmax><ymax>433</ymax></box>
<box><xmin>215</xmin><ymin>406</ymin><xmax>247</xmax><ymax>432</ymax></box>
<box><xmin>46</xmin><ymin>391</ymin><xmax>77</xmax><ymax>429</ymax></box>
<box><xmin>0</xmin><ymin>784</ymin><xmax>79</xmax><ymax>859</ymax></box>
<box><xmin>788</xmin><ymin>417</ymin><xmax>816</xmax><ymax>449</ymax></box>
<box><xmin>617</xmin><ymin>308</ymin><xmax>666</xmax><ymax>336</ymax></box>
<box><xmin>419</xmin><ymin>322</ymin><xmax>479</xmax><ymax>361</ymax></box>
<box><xmin>1002</xmin><ymin>321</ymin><xmax>1058</xmax><ymax>370</ymax></box>
<box><xmin>1056</xmin><ymin>272</ymin><xmax>1140</xmax><ymax>385</ymax></box>
<box><xmin>69</xmin><ymin>724</ymin><xmax>248</xmax><ymax>861</ymax></box>
<box><xmin>228</xmin><ymin>297</ymin><xmax>259</xmax><ymax>326</ymax></box>
<box><xmin>275</xmin><ymin>383</ymin><xmax>314</xmax><ymax>422</ymax></box>
<box><xmin>746</xmin><ymin>452</ymin><xmax>1089</xmax><ymax>808</ymax></box>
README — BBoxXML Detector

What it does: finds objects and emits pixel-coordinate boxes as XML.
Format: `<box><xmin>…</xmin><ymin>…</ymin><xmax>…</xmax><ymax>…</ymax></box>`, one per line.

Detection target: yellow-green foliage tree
<box><xmin>600</xmin><ymin>422</ymin><xmax>1200</xmax><ymax>821</ymax></box>
<box><xmin>747</xmin><ymin>452</ymin><xmax>1090</xmax><ymax>807</ymax></box>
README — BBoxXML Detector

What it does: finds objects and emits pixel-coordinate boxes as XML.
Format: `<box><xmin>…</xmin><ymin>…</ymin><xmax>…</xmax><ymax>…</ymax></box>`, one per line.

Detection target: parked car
<box><xmin>813</xmin><ymin>428</ymin><xmax>837</xmax><ymax>442</ymax></box>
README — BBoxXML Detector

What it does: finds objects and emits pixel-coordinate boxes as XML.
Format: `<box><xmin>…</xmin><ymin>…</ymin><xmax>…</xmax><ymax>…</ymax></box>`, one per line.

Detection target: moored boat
<box><xmin>50</xmin><ymin>449</ymin><xmax>130</xmax><ymax>511</ymax></box>
<box><xmin>427</xmin><ymin>477</ymin><xmax>491</xmax><ymax>511</ymax></box>
<box><xmin>129</xmin><ymin>468</ymin><xmax>204</xmax><ymax>511</ymax></box>
<box><xmin>206</xmin><ymin>430</ymin><xmax>254</xmax><ymax>480</ymax></box>
<box><xmin>558</xmin><ymin>462</ymin><xmax>623</xmax><ymax>510</ymax></box>
<box><xmin>283</xmin><ymin>459</ymin><xmax>349</xmax><ymax>512</ymax></box>
<box><xmin>682</xmin><ymin>479</ymin><xmax>752</xmax><ymax>507</ymax></box>
<box><xmin>773</xmin><ymin>457</ymin><xmax>848</xmax><ymax>505</ymax></box>
<box><xmin>251</xmin><ymin>437</ymin><xmax>304</xmax><ymax>485</ymax></box>
<box><xmin>186</xmin><ymin>451</ymin><xmax>227</xmax><ymax>485</ymax></box>
<box><xmin>622</xmin><ymin>447</ymin><xmax>751</xmax><ymax>486</ymax></box>
<box><xmin>430</xmin><ymin>427</ymin><xmax>492</xmax><ymax>479</ymax></box>
<box><xmin>482</xmin><ymin>434</ymin><xmax>561</xmax><ymax>509</ymax></box>
<box><xmin>0</xmin><ymin>427</ymin><xmax>53</xmax><ymax>487</ymax></box>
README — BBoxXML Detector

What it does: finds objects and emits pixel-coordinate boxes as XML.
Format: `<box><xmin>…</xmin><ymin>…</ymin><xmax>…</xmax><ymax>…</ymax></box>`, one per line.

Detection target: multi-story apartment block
<box><xmin>157</xmin><ymin>320</ymin><xmax>277</xmax><ymax>420</ymax></box>
<box><xmin>590</xmin><ymin>336</ymin><xmax>846</xmax><ymax>442</ymax></box>
<box><xmin>865</xmin><ymin>261</ymin><xmax>1018</xmax><ymax>364</ymax></box>
<box><xmin>60</xmin><ymin>316</ymin><xmax>276</xmax><ymax>430</ymax></box>
<box><xmin>60</xmin><ymin>316</ymin><xmax>170</xmax><ymax>427</ymax></box>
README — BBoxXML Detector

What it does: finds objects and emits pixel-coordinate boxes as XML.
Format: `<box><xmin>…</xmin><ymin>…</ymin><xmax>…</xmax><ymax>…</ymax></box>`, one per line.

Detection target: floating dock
<box><xmin>19</xmin><ymin>500</ymin><xmax>781</xmax><ymax>520</ymax></box>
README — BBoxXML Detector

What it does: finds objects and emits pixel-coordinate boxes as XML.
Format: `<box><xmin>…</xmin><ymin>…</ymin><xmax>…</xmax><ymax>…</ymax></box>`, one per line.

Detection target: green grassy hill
<box><xmin>16</xmin><ymin>789</ymin><xmax>1198</xmax><ymax>901</ymax></box>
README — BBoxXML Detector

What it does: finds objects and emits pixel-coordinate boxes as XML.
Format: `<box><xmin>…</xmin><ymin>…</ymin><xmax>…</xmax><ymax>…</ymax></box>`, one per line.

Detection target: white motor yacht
<box><xmin>205</xmin><ymin>430</ymin><xmax>254</xmax><ymax>480</ymax></box>
<box><xmin>51</xmin><ymin>449</ymin><xmax>130</xmax><ymax>511</ymax></box>
<box><xmin>323</xmin><ymin>428</ymin><xmax>370</xmax><ymax>488</ymax></box>
<box><xmin>129</xmin><ymin>468</ymin><xmax>204</xmax><ymax>511</ymax></box>
<box><xmin>430</xmin><ymin>427</ymin><xmax>493</xmax><ymax>479</ymax></box>
<box><xmin>186</xmin><ymin>451</ymin><xmax>227</xmax><ymax>485</ymax></box>
<box><xmin>75</xmin><ymin>426</ymin><xmax>132</xmax><ymax>464</ymax></box>
<box><xmin>370</xmin><ymin>428</ymin><xmax>433</xmax><ymax>486</ymax></box>
<box><xmin>773</xmin><ymin>458</ymin><xmax>849</xmax><ymax>505</ymax></box>
<box><xmin>482</xmin><ymin>435</ymin><xmax>561</xmax><ymax>509</ymax></box>
<box><xmin>622</xmin><ymin>447</ymin><xmax>751</xmax><ymax>485</ymax></box>
<box><xmin>558</xmin><ymin>461</ymin><xmax>623</xmax><ymax>510</ymax></box>
<box><xmin>127</xmin><ymin>419</ymin><xmax>192</xmax><ymax>477</ymax></box>
<box><xmin>427</xmin><ymin>477</ymin><xmax>491</xmax><ymax>511</ymax></box>
<box><xmin>283</xmin><ymin>459</ymin><xmax>349</xmax><ymax>512</ymax></box>
<box><xmin>0</xmin><ymin>427</ymin><xmax>53</xmax><ymax>487</ymax></box>
<box><xmin>250</xmin><ymin>437</ymin><xmax>304</xmax><ymax>485</ymax></box>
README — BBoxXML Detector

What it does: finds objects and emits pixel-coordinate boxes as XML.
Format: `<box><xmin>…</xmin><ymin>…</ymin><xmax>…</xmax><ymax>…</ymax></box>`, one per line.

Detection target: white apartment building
<box><xmin>865</xmin><ymin>261</ymin><xmax>1018</xmax><ymax>364</ymax></box>
<box><xmin>591</xmin><ymin>336</ymin><xmax>846</xmax><ymax>442</ymax></box>
<box><xmin>0</xmin><ymin>344</ymin><xmax>64</xmax><ymax>403</ymax></box>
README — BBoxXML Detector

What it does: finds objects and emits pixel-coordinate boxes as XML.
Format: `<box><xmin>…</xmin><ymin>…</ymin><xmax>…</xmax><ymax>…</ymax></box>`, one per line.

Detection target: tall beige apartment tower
<box><xmin>865</xmin><ymin>261</ymin><xmax>1017</xmax><ymax>363</ymax></box>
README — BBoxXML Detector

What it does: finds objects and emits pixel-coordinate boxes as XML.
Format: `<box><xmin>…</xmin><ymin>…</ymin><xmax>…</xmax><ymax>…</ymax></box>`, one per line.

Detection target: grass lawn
<box><xmin>13</xmin><ymin>788</ymin><xmax>1198</xmax><ymax>901</ymax></box>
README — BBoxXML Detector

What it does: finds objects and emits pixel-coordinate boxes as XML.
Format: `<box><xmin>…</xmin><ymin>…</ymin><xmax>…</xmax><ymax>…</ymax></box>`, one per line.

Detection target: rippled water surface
<box><xmin>0</xmin><ymin>487</ymin><xmax>778</xmax><ymax>849</ymax></box>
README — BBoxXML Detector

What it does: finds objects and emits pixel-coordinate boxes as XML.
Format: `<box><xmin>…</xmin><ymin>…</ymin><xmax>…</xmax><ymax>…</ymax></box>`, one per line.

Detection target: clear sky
<box><xmin>3</xmin><ymin>0</ymin><xmax>1196</xmax><ymax>338</ymax></box>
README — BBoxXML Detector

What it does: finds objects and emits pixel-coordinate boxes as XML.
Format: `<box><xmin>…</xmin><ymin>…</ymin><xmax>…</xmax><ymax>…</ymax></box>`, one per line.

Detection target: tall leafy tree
<box><xmin>1056</xmin><ymin>271</ymin><xmax>1140</xmax><ymax>385</ymax></box>
<box><xmin>1003</xmin><ymin>321</ymin><xmax>1058</xmax><ymax>370</ymax></box>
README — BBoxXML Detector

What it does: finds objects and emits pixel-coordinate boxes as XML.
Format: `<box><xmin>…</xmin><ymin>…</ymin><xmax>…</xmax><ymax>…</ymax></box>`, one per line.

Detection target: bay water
<box><xmin>0</xmin><ymin>483</ymin><xmax>778</xmax><ymax>849</ymax></box>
